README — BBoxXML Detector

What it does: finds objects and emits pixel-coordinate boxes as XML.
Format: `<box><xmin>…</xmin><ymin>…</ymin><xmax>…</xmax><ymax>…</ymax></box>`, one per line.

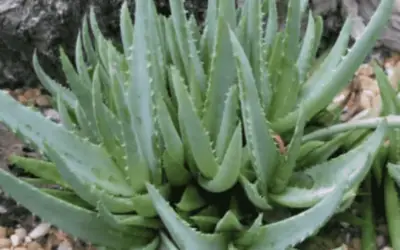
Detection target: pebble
<box><xmin>28</xmin><ymin>223</ymin><xmax>51</xmax><ymax>239</ymax></box>
<box><xmin>0</xmin><ymin>205</ymin><xmax>7</xmax><ymax>214</ymax></box>
<box><xmin>26</xmin><ymin>241</ymin><xmax>43</xmax><ymax>250</ymax></box>
<box><xmin>376</xmin><ymin>235</ymin><xmax>386</xmax><ymax>248</ymax></box>
<box><xmin>13</xmin><ymin>89</ymin><xmax>23</xmax><ymax>95</ymax></box>
<box><xmin>35</xmin><ymin>95</ymin><xmax>51</xmax><ymax>107</ymax></box>
<box><xmin>23</xmin><ymin>89</ymin><xmax>40</xmax><ymax>100</ymax></box>
<box><xmin>350</xmin><ymin>237</ymin><xmax>361</xmax><ymax>249</ymax></box>
<box><xmin>14</xmin><ymin>228</ymin><xmax>27</xmax><ymax>239</ymax></box>
<box><xmin>17</xmin><ymin>95</ymin><xmax>28</xmax><ymax>105</ymax></box>
<box><xmin>0</xmin><ymin>227</ymin><xmax>7</xmax><ymax>238</ymax></box>
<box><xmin>42</xmin><ymin>109</ymin><xmax>60</xmax><ymax>123</ymax></box>
<box><xmin>10</xmin><ymin>233</ymin><xmax>22</xmax><ymax>247</ymax></box>
<box><xmin>0</xmin><ymin>238</ymin><xmax>11</xmax><ymax>248</ymax></box>
<box><xmin>57</xmin><ymin>240</ymin><xmax>73</xmax><ymax>250</ymax></box>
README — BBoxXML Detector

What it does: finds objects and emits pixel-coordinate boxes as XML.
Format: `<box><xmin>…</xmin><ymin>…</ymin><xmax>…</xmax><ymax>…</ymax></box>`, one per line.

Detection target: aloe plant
<box><xmin>0</xmin><ymin>0</ymin><xmax>395</xmax><ymax>249</ymax></box>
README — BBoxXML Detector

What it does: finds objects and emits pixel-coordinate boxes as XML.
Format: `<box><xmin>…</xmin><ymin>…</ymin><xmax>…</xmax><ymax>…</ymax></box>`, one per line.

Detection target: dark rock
<box><xmin>3</xmin><ymin>0</ymin><xmax>399</xmax><ymax>89</ymax></box>
<box><xmin>0</xmin><ymin>0</ymin><xmax>207</xmax><ymax>89</ymax></box>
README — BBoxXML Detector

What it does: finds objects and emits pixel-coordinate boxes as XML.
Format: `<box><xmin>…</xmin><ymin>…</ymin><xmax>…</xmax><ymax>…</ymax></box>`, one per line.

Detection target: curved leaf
<box><xmin>146</xmin><ymin>183</ymin><xmax>228</xmax><ymax>250</ymax></box>
<box><xmin>270</xmin><ymin>121</ymin><xmax>387</xmax><ymax>207</ymax></box>
<box><xmin>0</xmin><ymin>169</ymin><xmax>152</xmax><ymax>249</ymax></box>
<box><xmin>0</xmin><ymin>91</ymin><xmax>132</xmax><ymax>197</ymax></box>
<box><xmin>241</xmin><ymin>179</ymin><xmax>348</xmax><ymax>250</ymax></box>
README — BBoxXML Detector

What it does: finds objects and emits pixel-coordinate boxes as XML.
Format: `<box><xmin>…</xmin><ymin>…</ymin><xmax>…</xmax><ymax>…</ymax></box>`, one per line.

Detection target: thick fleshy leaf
<box><xmin>91</xmin><ymin>65</ymin><xmax>125</xmax><ymax>166</ymax></box>
<box><xmin>296</xmin><ymin>12</ymin><xmax>317</xmax><ymax>82</ymax></box>
<box><xmin>56</xmin><ymin>94</ymin><xmax>78</xmax><ymax>133</ymax></box>
<box><xmin>270</xmin><ymin>120</ymin><xmax>387</xmax><ymax>207</ymax></box>
<box><xmin>272</xmin><ymin>0</ymin><xmax>395</xmax><ymax>133</ymax></box>
<box><xmin>170</xmin><ymin>66</ymin><xmax>219</xmax><ymax>178</ymax></box>
<box><xmin>202</xmin><ymin>0</ymin><xmax>236</xmax><ymax>142</ymax></box>
<box><xmin>126</xmin><ymin>0</ymin><xmax>158</xmax><ymax>175</ymax></box>
<box><xmin>8</xmin><ymin>155</ymin><xmax>70</xmax><ymax>188</ymax></box>
<box><xmin>239</xmin><ymin>176</ymin><xmax>272</xmax><ymax>210</ymax></box>
<box><xmin>198</xmin><ymin>124</ymin><xmax>242</xmax><ymax>192</ymax></box>
<box><xmin>201</xmin><ymin>0</ymin><xmax>219</xmax><ymax>71</ymax></box>
<box><xmin>0</xmin><ymin>170</ymin><xmax>152</xmax><ymax>249</ymax></box>
<box><xmin>44</xmin><ymin>144</ymin><xmax>136</xmax><ymax>213</ymax></box>
<box><xmin>385</xmin><ymin>171</ymin><xmax>400</xmax><ymax>250</ymax></box>
<box><xmin>81</xmin><ymin>14</ymin><xmax>98</xmax><ymax>67</ymax></box>
<box><xmin>97</xmin><ymin>202</ymin><xmax>162</xmax><ymax>230</ymax></box>
<box><xmin>59</xmin><ymin>48</ymin><xmax>98</xmax><ymax>137</ymax></box>
<box><xmin>215</xmin><ymin>85</ymin><xmax>239</xmax><ymax>160</ymax></box>
<box><xmin>387</xmin><ymin>162</ymin><xmax>400</xmax><ymax>187</ymax></box>
<box><xmin>131</xmin><ymin>184</ymin><xmax>171</xmax><ymax>218</ymax></box>
<box><xmin>74</xmin><ymin>103</ymin><xmax>98</xmax><ymax>142</ymax></box>
<box><xmin>229</xmin><ymin>27</ymin><xmax>280</xmax><ymax>196</ymax></box>
<box><xmin>117</xmin><ymin>2</ymin><xmax>152</xmax><ymax>192</ymax></box>
<box><xmin>299</xmin><ymin>18</ymin><xmax>351</xmax><ymax>97</ymax></box>
<box><xmin>146</xmin><ymin>183</ymin><xmax>228</xmax><ymax>250</ymax></box>
<box><xmin>74</xmin><ymin>31</ymin><xmax>92</xmax><ymax>88</ymax></box>
<box><xmin>175</xmin><ymin>185</ymin><xmax>206</xmax><ymax>212</ymax></box>
<box><xmin>297</xmin><ymin>131</ymin><xmax>350</xmax><ymax>169</ymax></box>
<box><xmin>215</xmin><ymin>210</ymin><xmax>243</xmax><ymax>232</ymax></box>
<box><xmin>32</xmin><ymin>52</ymin><xmax>77</xmax><ymax>108</ymax></box>
<box><xmin>374</xmin><ymin>62</ymin><xmax>400</xmax><ymax>116</ymax></box>
<box><xmin>263</xmin><ymin>0</ymin><xmax>278</xmax><ymax>49</ymax></box>
<box><xmin>240</xmin><ymin>179</ymin><xmax>348</xmax><ymax>250</ymax></box>
<box><xmin>373</xmin><ymin>62</ymin><xmax>400</xmax><ymax>165</ymax></box>
<box><xmin>271</xmin><ymin>105</ymin><xmax>307</xmax><ymax>193</ymax></box>
<box><xmin>155</xmin><ymin>94</ymin><xmax>184</xmax><ymax>167</ymax></box>
<box><xmin>159</xmin><ymin>233</ymin><xmax>179</xmax><ymax>250</ymax></box>
<box><xmin>283</xmin><ymin>0</ymin><xmax>302</xmax><ymax>61</ymax></box>
<box><xmin>0</xmin><ymin>91</ymin><xmax>132</xmax><ymax>197</ymax></box>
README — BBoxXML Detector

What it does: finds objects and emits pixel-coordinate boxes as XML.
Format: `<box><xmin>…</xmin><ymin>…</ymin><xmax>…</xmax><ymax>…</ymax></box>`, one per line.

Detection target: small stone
<box><xmin>14</xmin><ymin>89</ymin><xmax>23</xmax><ymax>95</ymax></box>
<box><xmin>355</xmin><ymin>64</ymin><xmax>374</xmax><ymax>76</ymax></box>
<box><xmin>23</xmin><ymin>88</ymin><xmax>41</xmax><ymax>100</ymax></box>
<box><xmin>2</xmin><ymin>89</ymin><xmax>11</xmax><ymax>96</ymax></box>
<box><xmin>17</xmin><ymin>95</ymin><xmax>28</xmax><ymax>105</ymax></box>
<box><xmin>0</xmin><ymin>227</ymin><xmax>7</xmax><ymax>238</ymax></box>
<box><xmin>24</xmin><ymin>236</ymin><xmax>32</xmax><ymax>243</ymax></box>
<box><xmin>57</xmin><ymin>240</ymin><xmax>73</xmax><ymax>250</ymax></box>
<box><xmin>0</xmin><ymin>238</ymin><xmax>11</xmax><ymax>248</ymax></box>
<box><xmin>14</xmin><ymin>228</ymin><xmax>27</xmax><ymax>239</ymax></box>
<box><xmin>0</xmin><ymin>206</ymin><xmax>7</xmax><ymax>214</ymax></box>
<box><xmin>26</xmin><ymin>241</ymin><xmax>43</xmax><ymax>250</ymax></box>
<box><xmin>35</xmin><ymin>95</ymin><xmax>52</xmax><ymax>107</ymax></box>
<box><xmin>10</xmin><ymin>234</ymin><xmax>22</xmax><ymax>247</ymax></box>
<box><xmin>376</xmin><ymin>235</ymin><xmax>386</xmax><ymax>248</ymax></box>
<box><xmin>350</xmin><ymin>237</ymin><xmax>361</xmax><ymax>250</ymax></box>
<box><xmin>42</xmin><ymin>109</ymin><xmax>60</xmax><ymax>123</ymax></box>
<box><xmin>28</xmin><ymin>223</ymin><xmax>51</xmax><ymax>239</ymax></box>
<box><xmin>345</xmin><ymin>232</ymin><xmax>352</xmax><ymax>244</ymax></box>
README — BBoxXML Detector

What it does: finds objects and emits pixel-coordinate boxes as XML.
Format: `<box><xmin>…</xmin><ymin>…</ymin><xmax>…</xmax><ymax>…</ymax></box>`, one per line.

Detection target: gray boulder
<box><xmin>1</xmin><ymin>0</ymin><xmax>399</xmax><ymax>88</ymax></box>
<box><xmin>0</xmin><ymin>0</ymin><xmax>206</xmax><ymax>88</ymax></box>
